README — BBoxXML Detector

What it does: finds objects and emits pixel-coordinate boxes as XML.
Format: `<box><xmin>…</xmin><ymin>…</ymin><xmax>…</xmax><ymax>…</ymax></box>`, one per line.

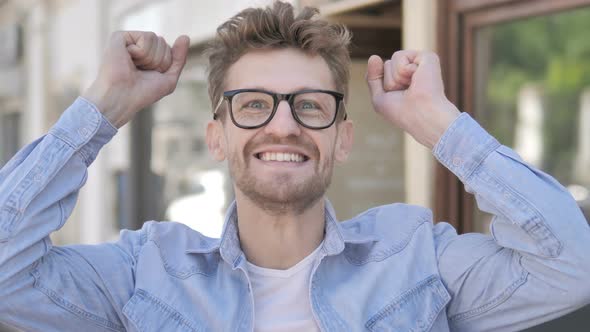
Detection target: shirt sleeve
<box><xmin>0</xmin><ymin>98</ymin><xmax>141</xmax><ymax>331</ymax></box>
<box><xmin>432</xmin><ymin>112</ymin><xmax>590</xmax><ymax>332</ymax></box>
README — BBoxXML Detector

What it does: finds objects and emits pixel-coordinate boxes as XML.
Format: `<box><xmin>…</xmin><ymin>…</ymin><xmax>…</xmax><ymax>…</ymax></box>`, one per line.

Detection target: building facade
<box><xmin>0</xmin><ymin>0</ymin><xmax>589</xmax><ymax>330</ymax></box>
<box><xmin>0</xmin><ymin>0</ymin><xmax>428</xmax><ymax>244</ymax></box>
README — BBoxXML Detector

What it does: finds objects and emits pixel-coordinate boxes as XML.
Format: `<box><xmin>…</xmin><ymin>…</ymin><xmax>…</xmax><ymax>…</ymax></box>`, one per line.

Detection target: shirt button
<box><xmin>34</xmin><ymin>173</ymin><xmax>43</xmax><ymax>182</ymax></box>
<box><xmin>89</xmin><ymin>112</ymin><xmax>99</xmax><ymax>123</ymax></box>
<box><xmin>78</xmin><ymin>127</ymin><xmax>90</xmax><ymax>139</ymax></box>
<box><xmin>417</xmin><ymin>320</ymin><xmax>426</xmax><ymax>330</ymax></box>
<box><xmin>452</xmin><ymin>157</ymin><xmax>462</xmax><ymax>167</ymax></box>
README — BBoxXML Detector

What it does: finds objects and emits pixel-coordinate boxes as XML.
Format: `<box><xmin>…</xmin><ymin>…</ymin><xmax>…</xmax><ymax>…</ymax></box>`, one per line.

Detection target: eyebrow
<box><xmin>237</xmin><ymin>85</ymin><xmax>333</xmax><ymax>94</ymax></box>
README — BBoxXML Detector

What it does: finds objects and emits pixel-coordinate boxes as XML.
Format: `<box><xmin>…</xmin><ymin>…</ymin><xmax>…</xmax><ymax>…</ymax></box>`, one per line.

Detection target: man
<box><xmin>1</xmin><ymin>1</ymin><xmax>589</xmax><ymax>331</ymax></box>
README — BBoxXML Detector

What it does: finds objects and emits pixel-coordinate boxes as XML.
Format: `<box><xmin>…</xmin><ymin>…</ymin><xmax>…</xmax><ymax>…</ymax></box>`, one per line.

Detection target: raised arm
<box><xmin>366</xmin><ymin>50</ymin><xmax>590</xmax><ymax>331</ymax></box>
<box><xmin>0</xmin><ymin>31</ymin><xmax>189</xmax><ymax>330</ymax></box>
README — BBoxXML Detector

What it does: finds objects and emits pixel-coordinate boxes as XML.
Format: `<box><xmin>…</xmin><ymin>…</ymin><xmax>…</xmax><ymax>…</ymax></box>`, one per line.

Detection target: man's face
<box><xmin>207</xmin><ymin>48</ymin><xmax>353</xmax><ymax>214</ymax></box>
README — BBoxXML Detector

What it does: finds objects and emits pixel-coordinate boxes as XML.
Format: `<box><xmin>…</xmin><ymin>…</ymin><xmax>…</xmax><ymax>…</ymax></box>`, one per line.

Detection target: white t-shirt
<box><xmin>246</xmin><ymin>245</ymin><xmax>323</xmax><ymax>332</ymax></box>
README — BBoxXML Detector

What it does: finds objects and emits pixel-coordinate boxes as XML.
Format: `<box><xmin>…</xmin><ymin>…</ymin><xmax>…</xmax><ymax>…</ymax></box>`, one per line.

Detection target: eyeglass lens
<box><xmin>230</xmin><ymin>91</ymin><xmax>337</xmax><ymax>128</ymax></box>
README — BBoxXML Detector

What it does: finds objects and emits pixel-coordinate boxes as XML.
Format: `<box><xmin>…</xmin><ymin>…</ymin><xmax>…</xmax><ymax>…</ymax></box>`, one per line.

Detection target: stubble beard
<box><xmin>229</xmin><ymin>137</ymin><xmax>333</xmax><ymax>216</ymax></box>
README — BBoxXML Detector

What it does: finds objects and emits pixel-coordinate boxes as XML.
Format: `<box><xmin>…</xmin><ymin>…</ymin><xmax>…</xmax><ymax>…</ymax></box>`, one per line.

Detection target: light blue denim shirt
<box><xmin>1</xmin><ymin>97</ymin><xmax>590</xmax><ymax>332</ymax></box>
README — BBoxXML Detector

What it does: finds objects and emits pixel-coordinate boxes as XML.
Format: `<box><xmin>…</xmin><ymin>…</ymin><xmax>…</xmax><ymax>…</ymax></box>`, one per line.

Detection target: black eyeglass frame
<box><xmin>213</xmin><ymin>88</ymin><xmax>347</xmax><ymax>130</ymax></box>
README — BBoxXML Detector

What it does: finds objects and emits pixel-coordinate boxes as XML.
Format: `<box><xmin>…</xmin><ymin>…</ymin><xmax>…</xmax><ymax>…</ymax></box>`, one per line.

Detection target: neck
<box><xmin>234</xmin><ymin>190</ymin><xmax>325</xmax><ymax>270</ymax></box>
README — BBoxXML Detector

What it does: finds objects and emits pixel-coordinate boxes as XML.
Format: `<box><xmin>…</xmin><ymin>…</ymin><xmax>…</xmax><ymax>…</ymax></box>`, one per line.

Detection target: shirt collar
<box><xmin>191</xmin><ymin>199</ymin><xmax>377</xmax><ymax>267</ymax></box>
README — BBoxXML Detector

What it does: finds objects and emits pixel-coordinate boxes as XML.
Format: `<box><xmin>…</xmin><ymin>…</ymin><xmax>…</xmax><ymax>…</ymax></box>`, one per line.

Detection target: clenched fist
<box><xmin>82</xmin><ymin>31</ymin><xmax>190</xmax><ymax>128</ymax></box>
<box><xmin>366</xmin><ymin>50</ymin><xmax>461</xmax><ymax>149</ymax></box>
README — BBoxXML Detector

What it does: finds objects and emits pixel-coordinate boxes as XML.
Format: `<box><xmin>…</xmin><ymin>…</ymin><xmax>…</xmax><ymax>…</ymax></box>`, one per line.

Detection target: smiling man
<box><xmin>1</xmin><ymin>1</ymin><xmax>590</xmax><ymax>331</ymax></box>
<box><xmin>207</xmin><ymin>47</ymin><xmax>353</xmax><ymax>272</ymax></box>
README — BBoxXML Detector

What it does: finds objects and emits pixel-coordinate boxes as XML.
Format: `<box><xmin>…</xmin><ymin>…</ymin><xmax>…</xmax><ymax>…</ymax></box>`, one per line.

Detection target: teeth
<box><xmin>259</xmin><ymin>152</ymin><xmax>305</xmax><ymax>162</ymax></box>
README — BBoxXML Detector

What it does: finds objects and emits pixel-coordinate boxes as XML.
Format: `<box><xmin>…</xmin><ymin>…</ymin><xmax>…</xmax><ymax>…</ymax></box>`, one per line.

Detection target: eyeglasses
<box><xmin>213</xmin><ymin>88</ymin><xmax>347</xmax><ymax>130</ymax></box>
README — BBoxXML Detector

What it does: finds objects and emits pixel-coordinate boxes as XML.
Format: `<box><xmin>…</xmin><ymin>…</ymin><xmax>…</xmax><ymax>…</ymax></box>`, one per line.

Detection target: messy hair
<box><xmin>205</xmin><ymin>0</ymin><xmax>352</xmax><ymax>111</ymax></box>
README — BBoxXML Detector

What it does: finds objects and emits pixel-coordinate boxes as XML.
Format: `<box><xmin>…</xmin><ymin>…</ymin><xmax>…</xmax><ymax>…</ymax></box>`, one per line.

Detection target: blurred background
<box><xmin>0</xmin><ymin>0</ymin><xmax>589</xmax><ymax>330</ymax></box>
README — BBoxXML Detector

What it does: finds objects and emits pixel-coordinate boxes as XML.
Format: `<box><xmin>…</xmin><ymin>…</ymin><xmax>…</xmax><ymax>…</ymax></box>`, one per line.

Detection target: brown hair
<box><xmin>205</xmin><ymin>1</ymin><xmax>352</xmax><ymax>111</ymax></box>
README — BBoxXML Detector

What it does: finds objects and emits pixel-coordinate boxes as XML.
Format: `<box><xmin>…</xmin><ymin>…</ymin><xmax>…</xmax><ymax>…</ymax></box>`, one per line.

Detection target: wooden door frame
<box><xmin>435</xmin><ymin>0</ymin><xmax>590</xmax><ymax>232</ymax></box>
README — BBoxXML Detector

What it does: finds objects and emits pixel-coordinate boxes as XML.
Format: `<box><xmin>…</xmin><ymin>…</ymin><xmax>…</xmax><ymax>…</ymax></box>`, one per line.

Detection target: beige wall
<box><xmin>401</xmin><ymin>0</ymin><xmax>437</xmax><ymax>209</ymax></box>
<box><xmin>328</xmin><ymin>60</ymin><xmax>406</xmax><ymax>220</ymax></box>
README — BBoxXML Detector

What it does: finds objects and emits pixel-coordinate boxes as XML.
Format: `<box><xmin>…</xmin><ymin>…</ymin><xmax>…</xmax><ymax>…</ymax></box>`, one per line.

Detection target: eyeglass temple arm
<box><xmin>212</xmin><ymin>96</ymin><xmax>224</xmax><ymax>119</ymax></box>
<box><xmin>341</xmin><ymin>100</ymin><xmax>348</xmax><ymax>120</ymax></box>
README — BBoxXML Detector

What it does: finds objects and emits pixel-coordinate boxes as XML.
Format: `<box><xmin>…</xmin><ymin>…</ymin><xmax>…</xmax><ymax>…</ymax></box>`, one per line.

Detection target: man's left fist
<box><xmin>366</xmin><ymin>50</ymin><xmax>460</xmax><ymax>149</ymax></box>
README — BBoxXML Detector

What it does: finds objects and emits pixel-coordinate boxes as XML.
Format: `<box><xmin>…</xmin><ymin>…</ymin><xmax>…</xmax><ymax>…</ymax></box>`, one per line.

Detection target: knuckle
<box><xmin>383</xmin><ymin>62</ymin><xmax>392</xmax><ymax>74</ymax></box>
<box><xmin>141</xmin><ymin>32</ymin><xmax>155</xmax><ymax>46</ymax></box>
<box><xmin>392</xmin><ymin>50</ymin><xmax>412</xmax><ymax>63</ymax></box>
<box><xmin>426</xmin><ymin>52</ymin><xmax>439</xmax><ymax>62</ymax></box>
<box><xmin>167</xmin><ymin>82</ymin><xmax>177</xmax><ymax>95</ymax></box>
<box><xmin>135</xmin><ymin>47</ymin><xmax>148</xmax><ymax>58</ymax></box>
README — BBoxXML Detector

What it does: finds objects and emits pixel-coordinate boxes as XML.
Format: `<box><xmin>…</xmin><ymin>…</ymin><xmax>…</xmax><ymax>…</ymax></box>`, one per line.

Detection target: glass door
<box><xmin>437</xmin><ymin>0</ymin><xmax>590</xmax><ymax>330</ymax></box>
<box><xmin>472</xmin><ymin>7</ymin><xmax>590</xmax><ymax>232</ymax></box>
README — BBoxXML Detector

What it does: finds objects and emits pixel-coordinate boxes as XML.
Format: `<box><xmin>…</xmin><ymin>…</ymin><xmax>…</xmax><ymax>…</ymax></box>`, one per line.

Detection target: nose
<box><xmin>263</xmin><ymin>100</ymin><xmax>301</xmax><ymax>137</ymax></box>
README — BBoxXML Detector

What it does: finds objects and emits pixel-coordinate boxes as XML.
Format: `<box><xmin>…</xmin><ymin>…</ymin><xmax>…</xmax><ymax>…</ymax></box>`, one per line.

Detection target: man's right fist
<box><xmin>82</xmin><ymin>31</ymin><xmax>190</xmax><ymax>128</ymax></box>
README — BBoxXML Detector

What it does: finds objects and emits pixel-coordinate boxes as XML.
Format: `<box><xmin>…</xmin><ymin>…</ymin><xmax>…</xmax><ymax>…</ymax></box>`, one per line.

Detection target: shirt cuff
<box><xmin>48</xmin><ymin>97</ymin><xmax>118</xmax><ymax>165</ymax></box>
<box><xmin>433</xmin><ymin>112</ymin><xmax>500</xmax><ymax>181</ymax></box>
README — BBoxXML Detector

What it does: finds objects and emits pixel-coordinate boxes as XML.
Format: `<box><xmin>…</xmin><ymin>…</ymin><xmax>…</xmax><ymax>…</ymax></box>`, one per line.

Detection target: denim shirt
<box><xmin>1</xmin><ymin>97</ymin><xmax>589</xmax><ymax>332</ymax></box>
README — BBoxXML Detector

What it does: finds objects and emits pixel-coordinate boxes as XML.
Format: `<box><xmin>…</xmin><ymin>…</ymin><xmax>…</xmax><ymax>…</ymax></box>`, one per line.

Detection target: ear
<box><xmin>335</xmin><ymin>119</ymin><xmax>353</xmax><ymax>163</ymax></box>
<box><xmin>206</xmin><ymin>120</ymin><xmax>226</xmax><ymax>161</ymax></box>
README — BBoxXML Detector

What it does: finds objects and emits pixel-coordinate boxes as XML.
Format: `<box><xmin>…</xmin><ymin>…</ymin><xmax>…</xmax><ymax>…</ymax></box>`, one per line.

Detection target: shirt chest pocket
<box><xmin>122</xmin><ymin>289</ymin><xmax>202</xmax><ymax>332</ymax></box>
<box><xmin>365</xmin><ymin>275</ymin><xmax>450</xmax><ymax>332</ymax></box>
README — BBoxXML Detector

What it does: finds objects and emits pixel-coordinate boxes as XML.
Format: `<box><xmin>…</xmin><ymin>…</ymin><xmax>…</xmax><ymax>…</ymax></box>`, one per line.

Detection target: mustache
<box><xmin>243</xmin><ymin>134</ymin><xmax>319</xmax><ymax>160</ymax></box>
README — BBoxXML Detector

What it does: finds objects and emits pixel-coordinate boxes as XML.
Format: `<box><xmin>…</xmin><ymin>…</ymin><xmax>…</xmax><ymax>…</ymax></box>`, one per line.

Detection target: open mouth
<box><xmin>254</xmin><ymin>152</ymin><xmax>310</xmax><ymax>163</ymax></box>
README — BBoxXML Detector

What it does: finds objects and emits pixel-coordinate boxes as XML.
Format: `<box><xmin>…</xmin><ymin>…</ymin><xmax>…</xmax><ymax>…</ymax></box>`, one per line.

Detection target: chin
<box><xmin>237</xmin><ymin>176</ymin><xmax>329</xmax><ymax>215</ymax></box>
<box><xmin>256</xmin><ymin>179</ymin><xmax>312</xmax><ymax>201</ymax></box>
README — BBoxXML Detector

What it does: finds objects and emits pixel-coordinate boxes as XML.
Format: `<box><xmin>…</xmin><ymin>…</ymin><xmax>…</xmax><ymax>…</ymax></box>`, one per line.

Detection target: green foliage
<box><xmin>485</xmin><ymin>65</ymin><xmax>529</xmax><ymax>146</ymax></box>
<box><xmin>482</xmin><ymin>7</ymin><xmax>590</xmax><ymax>184</ymax></box>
